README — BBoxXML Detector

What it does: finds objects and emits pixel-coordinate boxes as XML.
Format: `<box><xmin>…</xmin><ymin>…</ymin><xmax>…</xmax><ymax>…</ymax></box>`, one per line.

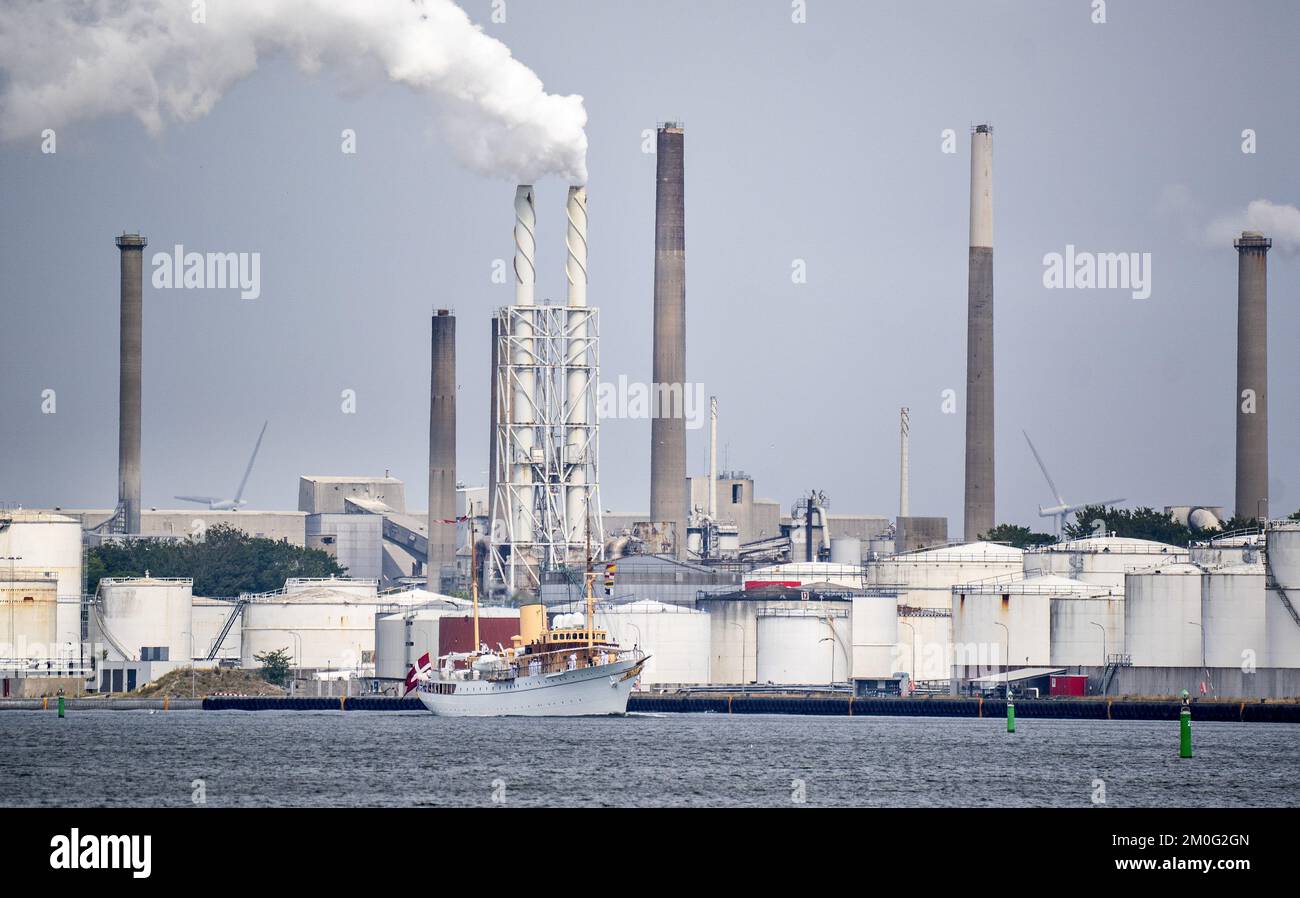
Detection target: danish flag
<box><xmin>404</xmin><ymin>652</ymin><xmax>433</xmax><ymax>696</ymax></box>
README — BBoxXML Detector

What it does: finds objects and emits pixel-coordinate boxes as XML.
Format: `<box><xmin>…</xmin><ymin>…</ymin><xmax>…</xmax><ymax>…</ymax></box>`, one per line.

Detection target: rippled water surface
<box><xmin>2</xmin><ymin>711</ymin><xmax>1296</xmax><ymax>807</ymax></box>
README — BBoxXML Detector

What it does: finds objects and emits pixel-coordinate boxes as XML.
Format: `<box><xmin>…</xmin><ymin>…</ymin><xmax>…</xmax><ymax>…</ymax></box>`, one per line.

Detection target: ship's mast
<box><xmin>470</xmin><ymin>516</ymin><xmax>481</xmax><ymax>653</ymax></box>
<box><xmin>585</xmin><ymin>506</ymin><xmax>595</xmax><ymax>649</ymax></box>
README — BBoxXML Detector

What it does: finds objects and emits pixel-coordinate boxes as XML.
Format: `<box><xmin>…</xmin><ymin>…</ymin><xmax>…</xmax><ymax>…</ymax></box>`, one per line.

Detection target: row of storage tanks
<box><xmin>8</xmin><ymin>506</ymin><xmax>1300</xmax><ymax>687</ymax></box>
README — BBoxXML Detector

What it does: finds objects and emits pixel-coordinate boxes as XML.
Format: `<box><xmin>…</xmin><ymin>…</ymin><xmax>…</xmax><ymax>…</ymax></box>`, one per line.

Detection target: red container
<box><xmin>1049</xmin><ymin>674</ymin><xmax>1088</xmax><ymax>697</ymax></box>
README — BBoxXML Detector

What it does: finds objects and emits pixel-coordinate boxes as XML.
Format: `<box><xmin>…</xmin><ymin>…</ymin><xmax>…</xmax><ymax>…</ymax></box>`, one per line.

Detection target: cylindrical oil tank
<box><xmin>951</xmin><ymin>581</ymin><xmax>1051</xmax><ymax>678</ymax></box>
<box><xmin>0</xmin><ymin>575</ymin><xmax>58</xmax><ymax>658</ymax></box>
<box><xmin>190</xmin><ymin>597</ymin><xmax>243</xmax><ymax>661</ymax></box>
<box><xmin>1267</xmin><ymin>522</ymin><xmax>1300</xmax><ymax>589</ymax></box>
<box><xmin>851</xmin><ymin>594</ymin><xmax>898</xmax><ymax>679</ymax></box>
<box><xmin>1265</xmin><ymin>522</ymin><xmax>1300</xmax><ymax>666</ymax></box>
<box><xmin>1049</xmin><ymin>588</ymin><xmax>1124</xmax><ymax>668</ymax></box>
<box><xmin>1023</xmin><ymin>536</ymin><xmax>1188</xmax><ymax>590</ymax></box>
<box><xmin>0</xmin><ymin>511</ymin><xmax>84</xmax><ymax>652</ymax></box>
<box><xmin>374</xmin><ymin>609</ymin><xmax>444</xmax><ymax>681</ymax></box>
<box><xmin>241</xmin><ymin>586</ymin><xmax>379</xmax><ymax>671</ymax></box>
<box><xmin>863</xmin><ymin>541</ymin><xmax>1024</xmax><ymax>681</ymax></box>
<box><xmin>755</xmin><ymin>610</ymin><xmax>850</xmax><ymax>685</ymax></box>
<box><xmin>283</xmin><ymin>577</ymin><xmax>378</xmax><ymax>599</ymax></box>
<box><xmin>1189</xmin><ymin>535</ymin><xmax>1264</xmax><ymax>568</ymax></box>
<box><xmin>1123</xmin><ymin>564</ymin><xmax>1202</xmax><ymax>667</ymax></box>
<box><xmin>1201</xmin><ymin>564</ymin><xmax>1265</xmax><ymax>669</ymax></box>
<box><xmin>830</xmin><ymin>537</ymin><xmax>862</xmax><ymax>564</ymax></box>
<box><xmin>96</xmin><ymin>577</ymin><xmax>193</xmax><ymax>662</ymax></box>
<box><xmin>594</xmin><ymin>599</ymin><xmax>711</xmax><ymax>685</ymax></box>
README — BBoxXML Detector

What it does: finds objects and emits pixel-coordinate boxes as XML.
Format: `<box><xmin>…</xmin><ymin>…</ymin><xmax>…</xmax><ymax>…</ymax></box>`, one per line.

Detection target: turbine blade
<box><xmin>1023</xmin><ymin>430</ymin><xmax>1066</xmax><ymax>507</ymax></box>
<box><xmin>233</xmin><ymin>420</ymin><xmax>268</xmax><ymax>505</ymax></box>
<box><xmin>175</xmin><ymin>496</ymin><xmax>217</xmax><ymax>506</ymax></box>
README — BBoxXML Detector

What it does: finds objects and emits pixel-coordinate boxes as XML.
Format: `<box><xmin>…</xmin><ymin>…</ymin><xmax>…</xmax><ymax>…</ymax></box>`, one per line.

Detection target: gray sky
<box><xmin>2</xmin><ymin>0</ymin><xmax>1298</xmax><ymax>535</ymax></box>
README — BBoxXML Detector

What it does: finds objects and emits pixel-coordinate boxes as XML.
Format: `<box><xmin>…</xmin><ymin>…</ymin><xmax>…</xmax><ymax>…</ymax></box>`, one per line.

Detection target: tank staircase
<box><xmin>1264</xmin><ymin>560</ymin><xmax>1300</xmax><ymax>630</ymax></box>
<box><xmin>205</xmin><ymin>599</ymin><xmax>249</xmax><ymax>661</ymax></box>
<box><xmin>1099</xmin><ymin>653</ymin><xmax>1131</xmax><ymax>696</ymax></box>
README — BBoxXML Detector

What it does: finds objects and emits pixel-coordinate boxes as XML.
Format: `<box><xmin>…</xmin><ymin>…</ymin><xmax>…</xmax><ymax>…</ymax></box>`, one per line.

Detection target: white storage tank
<box><xmin>851</xmin><ymin>593</ymin><xmax>898</xmax><ymax>679</ymax></box>
<box><xmin>951</xmin><ymin>576</ymin><xmax>1053</xmax><ymax>678</ymax></box>
<box><xmin>191</xmin><ymin>597</ymin><xmax>243</xmax><ymax>661</ymax></box>
<box><xmin>94</xmin><ymin>576</ymin><xmax>193</xmax><ymax>662</ymax></box>
<box><xmin>1124</xmin><ymin>563</ymin><xmax>1203</xmax><ymax>667</ymax></box>
<box><xmin>374</xmin><ymin>609</ymin><xmax>444</xmax><ymax>681</ymax></box>
<box><xmin>830</xmin><ymin>537</ymin><xmax>862</xmax><ymax>564</ymax></box>
<box><xmin>1189</xmin><ymin>533</ymin><xmax>1264</xmax><ymax>568</ymax></box>
<box><xmin>1048</xmin><ymin>582</ymin><xmax>1125</xmax><ymax>668</ymax></box>
<box><xmin>0</xmin><ymin>573</ymin><xmax>58</xmax><ymax>659</ymax></box>
<box><xmin>864</xmin><ymin>541</ymin><xmax>1024</xmax><ymax>682</ymax></box>
<box><xmin>593</xmin><ymin>599</ymin><xmax>711</xmax><ymax>685</ymax></box>
<box><xmin>1023</xmin><ymin>536</ymin><xmax>1188</xmax><ymax>590</ymax></box>
<box><xmin>1264</xmin><ymin>521</ymin><xmax>1300</xmax><ymax>667</ymax></box>
<box><xmin>755</xmin><ymin>610</ymin><xmax>850</xmax><ymax>685</ymax></box>
<box><xmin>1201</xmin><ymin>563</ymin><xmax>1265</xmax><ymax>669</ymax></box>
<box><xmin>241</xmin><ymin>585</ymin><xmax>380</xmax><ymax>672</ymax></box>
<box><xmin>0</xmin><ymin>510</ymin><xmax>84</xmax><ymax>655</ymax></box>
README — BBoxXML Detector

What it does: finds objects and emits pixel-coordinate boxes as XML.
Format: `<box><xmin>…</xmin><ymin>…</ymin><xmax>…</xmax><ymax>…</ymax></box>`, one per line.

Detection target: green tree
<box><xmin>86</xmin><ymin>524</ymin><xmax>346</xmax><ymax>595</ymax></box>
<box><xmin>1063</xmin><ymin>505</ymin><xmax>1195</xmax><ymax>546</ymax></box>
<box><xmin>980</xmin><ymin>523</ymin><xmax>1057</xmax><ymax>549</ymax></box>
<box><xmin>255</xmin><ymin>647</ymin><xmax>293</xmax><ymax>687</ymax></box>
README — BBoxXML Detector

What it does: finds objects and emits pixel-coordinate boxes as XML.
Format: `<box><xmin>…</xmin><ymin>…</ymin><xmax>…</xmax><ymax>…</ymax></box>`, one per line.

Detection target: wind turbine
<box><xmin>1023</xmin><ymin>430</ymin><xmax>1123</xmax><ymax>535</ymax></box>
<box><xmin>175</xmin><ymin>421</ymin><xmax>268</xmax><ymax>511</ymax></box>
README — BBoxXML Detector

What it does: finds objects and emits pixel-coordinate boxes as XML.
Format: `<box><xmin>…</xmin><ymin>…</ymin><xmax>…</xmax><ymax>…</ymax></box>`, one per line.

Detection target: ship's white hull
<box><xmin>416</xmin><ymin>657</ymin><xmax>644</xmax><ymax>717</ymax></box>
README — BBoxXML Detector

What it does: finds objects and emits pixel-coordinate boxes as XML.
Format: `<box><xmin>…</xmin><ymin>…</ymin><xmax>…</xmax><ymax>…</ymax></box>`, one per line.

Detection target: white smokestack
<box><xmin>0</xmin><ymin>0</ymin><xmax>588</xmax><ymax>183</ymax></box>
<box><xmin>564</xmin><ymin>185</ymin><xmax>589</xmax><ymax>542</ymax></box>
<box><xmin>899</xmin><ymin>406</ymin><xmax>910</xmax><ymax>518</ymax></box>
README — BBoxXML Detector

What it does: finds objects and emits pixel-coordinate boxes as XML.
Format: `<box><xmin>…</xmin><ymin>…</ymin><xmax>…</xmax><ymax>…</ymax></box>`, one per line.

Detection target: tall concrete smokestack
<box><xmin>115</xmin><ymin>233</ymin><xmax>146</xmax><ymax>534</ymax></box>
<box><xmin>428</xmin><ymin>309</ymin><xmax>457</xmax><ymax>589</ymax></box>
<box><xmin>964</xmin><ymin>124</ymin><xmax>994</xmax><ymax>541</ymax></box>
<box><xmin>1234</xmin><ymin>230</ymin><xmax>1271</xmax><ymax>521</ymax></box>
<box><xmin>650</xmin><ymin>123</ymin><xmax>687</xmax><ymax>555</ymax></box>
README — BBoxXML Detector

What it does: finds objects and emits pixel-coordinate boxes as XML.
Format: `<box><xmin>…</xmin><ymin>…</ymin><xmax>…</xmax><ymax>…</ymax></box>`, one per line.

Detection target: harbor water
<box><xmin>2</xmin><ymin>711</ymin><xmax>1297</xmax><ymax>807</ymax></box>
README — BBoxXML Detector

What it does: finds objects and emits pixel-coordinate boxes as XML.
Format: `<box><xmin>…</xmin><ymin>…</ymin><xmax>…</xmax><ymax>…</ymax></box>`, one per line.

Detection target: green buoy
<box><xmin>1006</xmin><ymin>700</ymin><xmax>1016</xmax><ymax>733</ymax></box>
<box><xmin>57</xmin><ymin>695</ymin><xmax>65</xmax><ymax>718</ymax></box>
<box><xmin>1179</xmin><ymin>689</ymin><xmax>1192</xmax><ymax>758</ymax></box>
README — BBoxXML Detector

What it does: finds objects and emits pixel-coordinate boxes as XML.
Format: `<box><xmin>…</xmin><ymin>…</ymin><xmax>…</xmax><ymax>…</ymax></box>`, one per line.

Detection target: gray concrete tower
<box><xmin>1234</xmin><ymin>231</ymin><xmax>1270</xmax><ymax>521</ymax></box>
<box><xmin>964</xmin><ymin>125</ymin><xmax>995</xmax><ymax>541</ymax></box>
<box><xmin>428</xmin><ymin>309</ymin><xmax>457</xmax><ymax>588</ymax></box>
<box><xmin>650</xmin><ymin>123</ymin><xmax>687</xmax><ymax>555</ymax></box>
<box><xmin>116</xmin><ymin>233</ymin><xmax>147</xmax><ymax>534</ymax></box>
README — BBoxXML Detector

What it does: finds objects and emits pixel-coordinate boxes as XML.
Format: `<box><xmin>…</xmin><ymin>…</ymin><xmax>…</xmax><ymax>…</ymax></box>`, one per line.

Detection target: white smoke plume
<box><xmin>0</xmin><ymin>0</ymin><xmax>587</xmax><ymax>183</ymax></box>
<box><xmin>1206</xmin><ymin>199</ymin><xmax>1300</xmax><ymax>255</ymax></box>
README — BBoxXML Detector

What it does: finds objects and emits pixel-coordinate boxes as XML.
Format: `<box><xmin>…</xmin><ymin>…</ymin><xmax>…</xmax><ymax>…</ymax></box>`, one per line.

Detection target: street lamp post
<box><xmin>992</xmin><ymin>621</ymin><xmax>1010</xmax><ymax>701</ymax></box>
<box><xmin>1089</xmin><ymin>621</ymin><xmax>1107</xmax><ymax>667</ymax></box>
<box><xmin>898</xmin><ymin>620</ymin><xmax>917</xmax><ymax>687</ymax></box>
<box><xmin>728</xmin><ymin>621</ymin><xmax>748</xmax><ymax>684</ymax></box>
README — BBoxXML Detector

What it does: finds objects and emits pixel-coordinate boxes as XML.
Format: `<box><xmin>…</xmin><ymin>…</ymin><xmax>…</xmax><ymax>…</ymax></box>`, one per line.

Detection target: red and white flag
<box><xmin>404</xmin><ymin>652</ymin><xmax>433</xmax><ymax>696</ymax></box>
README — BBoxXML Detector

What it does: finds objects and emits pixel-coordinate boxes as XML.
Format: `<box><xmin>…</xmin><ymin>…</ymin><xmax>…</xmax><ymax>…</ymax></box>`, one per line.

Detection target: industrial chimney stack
<box><xmin>964</xmin><ymin>125</ymin><xmax>995</xmax><ymax>541</ymax></box>
<box><xmin>650</xmin><ymin>123</ymin><xmax>687</xmax><ymax>555</ymax></box>
<box><xmin>1234</xmin><ymin>230</ymin><xmax>1270</xmax><ymax>521</ymax></box>
<box><xmin>428</xmin><ymin>309</ymin><xmax>457</xmax><ymax>590</ymax></box>
<box><xmin>116</xmin><ymin>233</ymin><xmax>147</xmax><ymax>535</ymax></box>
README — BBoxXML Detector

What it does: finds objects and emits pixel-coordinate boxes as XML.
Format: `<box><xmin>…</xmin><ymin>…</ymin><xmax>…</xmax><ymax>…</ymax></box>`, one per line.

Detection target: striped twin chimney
<box><xmin>964</xmin><ymin>124</ymin><xmax>995</xmax><ymax>541</ymax></box>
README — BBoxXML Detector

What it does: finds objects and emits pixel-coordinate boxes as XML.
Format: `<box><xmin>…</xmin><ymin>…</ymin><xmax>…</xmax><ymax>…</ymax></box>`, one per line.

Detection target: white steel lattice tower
<box><xmin>490</xmin><ymin>186</ymin><xmax>602</xmax><ymax>596</ymax></box>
